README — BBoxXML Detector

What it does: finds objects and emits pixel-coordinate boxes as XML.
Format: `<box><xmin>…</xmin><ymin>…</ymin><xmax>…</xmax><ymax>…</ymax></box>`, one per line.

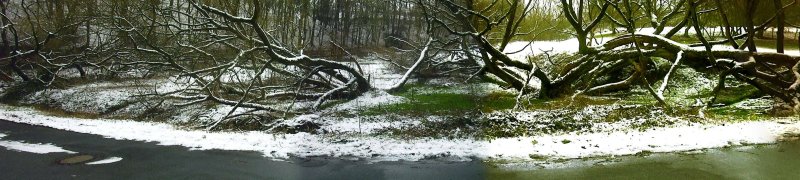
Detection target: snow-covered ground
<box><xmin>23</xmin><ymin>82</ymin><xmax>141</xmax><ymax>113</ymax></box>
<box><xmin>504</xmin><ymin>27</ymin><xmax>800</xmax><ymax>62</ymax></box>
<box><xmin>2</xmin><ymin>26</ymin><xmax>798</xmax><ymax>163</ymax></box>
<box><xmin>2</xmin><ymin>105</ymin><xmax>798</xmax><ymax>162</ymax></box>
<box><xmin>354</xmin><ymin>58</ymin><xmax>404</xmax><ymax>90</ymax></box>
<box><xmin>504</xmin><ymin>27</ymin><xmax>677</xmax><ymax>59</ymax></box>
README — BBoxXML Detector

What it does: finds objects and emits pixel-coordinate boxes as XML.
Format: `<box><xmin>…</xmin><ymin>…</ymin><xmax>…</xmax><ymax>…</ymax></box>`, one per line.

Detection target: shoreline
<box><xmin>2</xmin><ymin>104</ymin><xmax>797</xmax><ymax>163</ymax></box>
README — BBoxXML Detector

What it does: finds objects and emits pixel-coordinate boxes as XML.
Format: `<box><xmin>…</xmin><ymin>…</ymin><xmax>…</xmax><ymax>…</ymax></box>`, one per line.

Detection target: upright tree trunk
<box><xmin>744</xmin><ymin>0</ymin><xmax>758</xmax><ymax>52</ymax></box>
<box><xmin>499</xmin><ymin>0</ymin><xmax>520</xmax><ymax>50</ymax></box>
<box><xmin>578</xmin><ymin>32</ymin><xmax>589</xmax><ymax>53</ymax></box>
<box><xmin>1</xmin><ymin>1</ymin><xmax>30</xmax><ymax>81</ymax></box>
<box><xmin>9</xmin><ymin>58</ymin><xmax>30</xmax><ymax>82</ymax></box>
<box><xmin>0</xmin><ymin>1</ymin><xmax>8</xmax><ymax>61</ymax></box>
<box><xmin>773</xmin><ymin>0</ymin><xmax>785</xmax><ymax>53</ymax></box>
<box><xmin>714</xmin><ymin>0</ymin><xmax>739</xmax><ymax>49</ymax></box>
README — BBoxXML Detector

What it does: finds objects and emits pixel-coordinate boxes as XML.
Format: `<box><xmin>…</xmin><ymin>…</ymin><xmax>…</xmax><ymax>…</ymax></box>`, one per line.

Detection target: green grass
<box><xmin>363</xmin><ymin>80</ymin><xmax>778</xmax><ymax>124</ymax></box>
<box><xmin>522</xmin><ymin>95</ymin><xmax>621</xmax><ymax>110</ymax></box>
<box><xmin>753</xmin><ymin>38</ymin><xmax>800</xmax><ymax>51</ymax></box>
<box><xmin>481</xmin><ymin>91</ymin><xmax>518</xmax><ymax>111</ymax></box>
<box><xmin>688</xmin><ymin>85</ymin><xmax>762</xmax><ymax>106</ymax></box>
<box><xmin>361</xmin><ymin>86</ymin><xmax>517</xmax><ymax>116</ymax></box>
<box><xmin>706</xmin><ymin>107</ymin><xmax>770</xmax><ymax>122</ymax></box>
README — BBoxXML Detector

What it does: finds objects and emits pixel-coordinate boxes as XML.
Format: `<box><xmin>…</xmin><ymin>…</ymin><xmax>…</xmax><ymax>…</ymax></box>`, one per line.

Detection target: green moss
<box><xmin>706</xmin><ymin>107</ymin><xmax>769</xmax><ymax>122</ymax></box>
<box><xmin>689</xmin><ymin>85</ymin><xmax>761</xmax><ymax>106</ymax></box>
<box><xmin>602</xmin><ymin>105</ymin><xmax>653</xmax><ymax>123</ymax></box>
<box><xmin>529</xmin><ymin>154</ymin><xmax>548</xmax><ymax>160</ymax></box>
<box><xmin>362</xmin><ymin>86</ymin><xmax>516</xmax><ymax>116</ymax></box>
<box><xmin>362</xmin><ymin>93</ymin><xmax>475</xmax><ymax>116</ymax></box>
<box><xmin>524</xmin><ymin>95</ymin><xmax>620</xmax><ymax>110</ymax></box>
<box><xmin>480</xmin><ymin>91</ymin><xmax>517</xmax><ymax>112</ymax></box>
<box><xmin>635</xmin><ymin>150</ymin><xmax>654</xmax><ymax>157</ymax></box>
<box><xmin>753</xmin><ymin>38</ymin><xmax>800</xmax><ymax>51</ymax></box>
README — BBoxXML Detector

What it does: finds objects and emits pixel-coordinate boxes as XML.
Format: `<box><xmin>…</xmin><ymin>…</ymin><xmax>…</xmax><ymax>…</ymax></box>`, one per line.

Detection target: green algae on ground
<box><xmin>706</xmin><ymin>107</ymin><xmax>770</xmax><ymax>122</ymax></box>
<box><xmin>362</xmin><ymin>85</ymin><xmax>516</xmax><ymax>116</ymax></box>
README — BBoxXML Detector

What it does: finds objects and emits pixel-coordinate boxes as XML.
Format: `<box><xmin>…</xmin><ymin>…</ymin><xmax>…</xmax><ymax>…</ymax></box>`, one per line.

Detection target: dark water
<box><xmin>489</xmin><ymin>141</ymin><xmax>800</xmax><ymax>179</ymax></box>
<box><xmin>0</xmin><ymin>121</ymin><xmax>484</xmax><ymax>180</ymax></box>
<box><xmin>2</xmin><ymin>120</ymin><xmax>800</xmax><ymax>180</ymax></box>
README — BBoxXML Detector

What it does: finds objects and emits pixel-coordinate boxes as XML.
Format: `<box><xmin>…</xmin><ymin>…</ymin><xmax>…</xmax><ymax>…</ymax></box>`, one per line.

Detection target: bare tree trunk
<box><xmin>773</xmin><ymin>0</ymin><xmax>785</xmax><ymax>53</ymax></box>
<box><xmin>1</xmin><ymin>1</ymin><xmax>31</xmax><ymax>82</ymax></box>
<box><xmin>388</xmin><ymin>38</ymin><xmax>433</xmax><ymax>92</ymax></box>
<box><xmin>560</xmin><ymin>0</ymin><xmax>611</xmax><ymax>54</ymax></box>
<box><xmin>743</xmin><ymin>0</ymin><xmax>759</xmax><ymax>52</ymax></box>
<box><xmin>714</xmin><ymin>0</ymin><xmax>740</xmax><ymax>49</ymax></box>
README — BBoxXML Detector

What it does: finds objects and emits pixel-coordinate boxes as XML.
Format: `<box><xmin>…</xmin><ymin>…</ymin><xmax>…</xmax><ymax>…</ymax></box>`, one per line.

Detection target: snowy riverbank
<box><xmin>2</xmin><ymin>27</ymin><xmax>799</xmax><ymax>163</ymax></box>
<box><xmin>2</xmin><ymin>104</ymin><xmax>798</xmax><ymax>162</ymax></box>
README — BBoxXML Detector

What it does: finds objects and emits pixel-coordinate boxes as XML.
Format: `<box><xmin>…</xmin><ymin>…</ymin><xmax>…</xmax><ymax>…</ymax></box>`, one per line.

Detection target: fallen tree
<box><xmin>110</xmin><ymin>0</ymin><xmax>372</xmax><ymax>129</ymax></box>
<box><xmin>418</xmin><ymin>0</ymin><xmax>800</xmax><ymax>111</ymax></box>
<box><xmin>3</xmin><ymin>0</ymin><xmax>798</xmax><ymax>130</ymax></box>
<box><xmin>556</xmin><ymin>34</ymin><xmax>800</xmax><ymax>108</ymax></box>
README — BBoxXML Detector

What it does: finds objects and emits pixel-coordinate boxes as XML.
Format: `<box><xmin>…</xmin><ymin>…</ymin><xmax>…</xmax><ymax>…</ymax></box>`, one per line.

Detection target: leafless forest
<box><xmin>2</xmin><ymin>0</ymin><xmax>799</xmax><ymax>129</ymax></box>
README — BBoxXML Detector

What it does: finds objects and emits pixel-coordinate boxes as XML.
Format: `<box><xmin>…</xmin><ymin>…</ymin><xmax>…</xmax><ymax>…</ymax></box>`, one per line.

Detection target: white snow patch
<box><xmin>320</xmin><ymin>116</ymin><xmax>424</xmax><ymax>134</ymax></box>
<box><xmin>1</xmin><ymin>104</ymin><xmax>798</xmax><ymax>162</ymax></box>
<box><xmin>0</xmin><ymin>133</ymin><xmax>77</xmax><ymax>154</ymax></box>
<box><xmin>486</xmin><ymin>121</ymin><xmax>793</xmax><ymax>160</ymax></box>
<box><xmin>355</xmin><ymin>60</ymin><xmax>404</xmax><ymax>89</ymax></box>
<box><xmin>155</xmin><ymin>77</ymin><xmax>192</xmax><ymax>94</ymax></box>
<box><xmin>505</xmin><ymin>39</ymin><xmax>580</xmax><ymax>60</ymax></box>
<box><xmin>86</xmin><ymin>157</ymin><xmax>123</xmax><ymax>165</ymax></box>
<box><xmin>22</xmin><ymin>81</ymin><xmax>144</xmax><ymax>113</ymax></box>
<box><xmin>504</xmin><ymin>35</ymin><xmax>618</xmax><ymax>60</ymax></box>
<box><xmin>505</xmin><ymin>27</ymin><xmax>800</xmax><ymax>62</ymax></box>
